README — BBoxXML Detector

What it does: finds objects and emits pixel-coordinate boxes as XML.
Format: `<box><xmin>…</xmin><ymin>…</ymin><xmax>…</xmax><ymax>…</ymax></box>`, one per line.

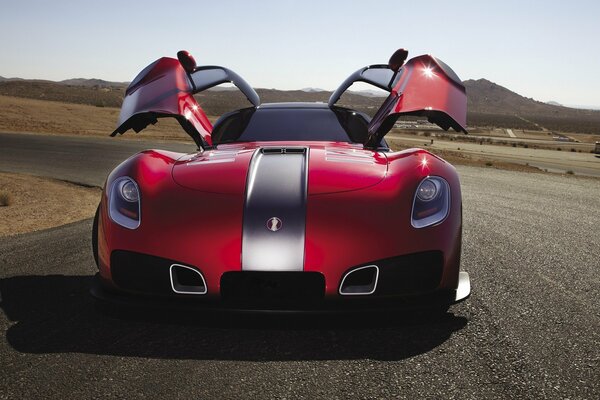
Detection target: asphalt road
<box><xmin>1</xmin><ymin>132</ymin><xmax>599</xmax><ymax>399</ymax></box>
<box><xmin>0</xmin><ymin>132</ymin><xmax>194</xmax><ymax>187</ymax></box>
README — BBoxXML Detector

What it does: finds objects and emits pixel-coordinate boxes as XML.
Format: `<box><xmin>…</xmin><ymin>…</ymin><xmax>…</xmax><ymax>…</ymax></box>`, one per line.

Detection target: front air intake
<box><xmin>339</xmin><ymin>265</ymin><xmax>379</xmax><ymax>295</ymax></box>
<box><xmin>169</xmin><ymin>264</ymin><xmax>207</xmax><ymax>295</ymax></box>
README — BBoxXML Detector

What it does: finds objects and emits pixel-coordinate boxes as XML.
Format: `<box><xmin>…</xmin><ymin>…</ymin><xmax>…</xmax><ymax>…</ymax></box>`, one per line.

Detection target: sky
<box><xmin>1</xmin><ymin>0</ymin><xmax>599</xmax><ymax>107</ymax></box>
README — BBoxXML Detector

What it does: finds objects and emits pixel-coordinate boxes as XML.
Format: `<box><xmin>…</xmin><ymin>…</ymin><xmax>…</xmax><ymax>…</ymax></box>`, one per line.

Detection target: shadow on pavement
<box><xmin>0</xmin><ymin>275</ymin><xmax>467</xmax><ymax>361</ymax></box>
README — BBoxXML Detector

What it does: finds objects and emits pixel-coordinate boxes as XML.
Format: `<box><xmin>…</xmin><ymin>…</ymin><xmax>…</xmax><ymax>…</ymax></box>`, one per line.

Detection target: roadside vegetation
<box><xmin>0</xmin><ymin>191</ymin><xmax>13</xmax><ymax>206</ymax></box>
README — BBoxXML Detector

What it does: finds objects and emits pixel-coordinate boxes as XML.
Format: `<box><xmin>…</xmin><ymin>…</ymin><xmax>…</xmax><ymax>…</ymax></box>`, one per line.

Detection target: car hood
<box><xmin>172</xmin><ymin>142</ymin><xmax>388</xmax><ymax>195</ymax></box>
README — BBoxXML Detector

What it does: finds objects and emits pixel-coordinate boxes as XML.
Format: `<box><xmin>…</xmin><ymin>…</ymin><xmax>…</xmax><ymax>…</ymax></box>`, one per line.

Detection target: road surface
<box><xmin>0</xmin><ymin>132</ymin><xmax>598</xmax><ymax>399</ymax></box>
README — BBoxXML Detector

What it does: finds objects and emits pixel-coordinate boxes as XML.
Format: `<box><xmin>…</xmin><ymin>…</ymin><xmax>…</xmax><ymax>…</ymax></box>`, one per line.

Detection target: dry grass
<box><xmin>387</xmin><ymin>138</ymin><xmax>544</xmax><ymax>173</ymax></box>
<box><xmin>0</xmin><ymin>172</ymin><xmax>101</xmax><ymax>237</ymax></box>
<box><xmin>0</xmin><ymin>95</ymin><xmax>211</xmax><ymax>142</ymax></box>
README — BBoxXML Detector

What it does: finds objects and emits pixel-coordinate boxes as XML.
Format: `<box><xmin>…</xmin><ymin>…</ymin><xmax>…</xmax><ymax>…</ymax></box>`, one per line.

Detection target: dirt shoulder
<box><xmin>387</xmin><ymin>136</ymin><xmax>600</xmax><ymax>177</ymax></box>
<box><xmin>0</xmin><ymin>172</ymin><xmax>101</xmax><ymax>237</ymax></box>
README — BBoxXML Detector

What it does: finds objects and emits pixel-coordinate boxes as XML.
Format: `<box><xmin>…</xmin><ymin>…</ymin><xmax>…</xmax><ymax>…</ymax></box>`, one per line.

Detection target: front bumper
<box><xmin>90</xmin><ymin>272</ymin><xmax>470</xmax><ymax>314</ymax></box>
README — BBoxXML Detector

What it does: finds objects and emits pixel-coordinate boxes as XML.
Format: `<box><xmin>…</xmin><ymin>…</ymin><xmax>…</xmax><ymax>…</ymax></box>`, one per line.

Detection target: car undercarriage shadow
<box><xmin>0</xmin><ymin>275</ymin><xmax>467</xmax><ymax>361</ymax></box>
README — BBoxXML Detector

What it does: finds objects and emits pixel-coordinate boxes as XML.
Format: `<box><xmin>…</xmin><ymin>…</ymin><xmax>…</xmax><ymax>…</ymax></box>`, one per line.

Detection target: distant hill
<box><xmin>0</xmin><ymin>79</ymin><xmax>126</xmax><ymax>107</ymax></box>
<box><xmin>465</xmin><ymin>78</ymin><xmax>571</xmax><ymax>115</ymax></box>
<box><xmin>0</xmin><ymin>76</ymin><xmax>29</xmax><ymax>82</ymax></box>
<box><xmin>464</xmin><ymin>79</ymin><xmax>600</xmax><ymax>133</ymax></box>
<box><xmin>0</xmin><ymin>77</ymin><xmax>384</xmax><ymax>115</ymax></box>
<box><xmin>194</xmin><ymin>88</ymin><xmax>383</xmax><ymax>116</ymax></box>
<box><xmin>1</xmin><ymin>76</ymin><xmax>599</xmax><ymax>134</ymax></box>
<box><xmin>301</xmin><ymin>87</ymin><xmax>326</xmax><ymax>93</ymax></box>
<box><xmin>59</xmin><ymin>78</ymin><xmax>129</xmax><ymax>88</ymax></box>
<box><xmin>349</xmin><ymin>89</ymin><xmax>387</xmax><ymax>98</ymax></box>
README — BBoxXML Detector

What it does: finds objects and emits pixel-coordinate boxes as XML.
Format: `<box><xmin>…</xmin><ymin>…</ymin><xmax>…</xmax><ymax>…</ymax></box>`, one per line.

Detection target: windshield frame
<box><xmin>211</xmin><ymin>104</ymin><xmax>388</xmax><ymax>148</ymax></box>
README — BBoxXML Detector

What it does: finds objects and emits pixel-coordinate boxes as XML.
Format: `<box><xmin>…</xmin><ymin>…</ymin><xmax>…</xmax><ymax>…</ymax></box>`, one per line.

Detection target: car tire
<box><xmin>92</xmin><ymin>205</ymin><xmax>99</xmax><ymax>268</ymax></box>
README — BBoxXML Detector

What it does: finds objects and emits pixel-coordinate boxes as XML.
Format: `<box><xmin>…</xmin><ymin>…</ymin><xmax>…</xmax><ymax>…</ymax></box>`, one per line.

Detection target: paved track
<box><xmin>0</xmin><ymin>132</ymin><xmax>599</xmax><ymax>399</ymax></box>
<box><xmin>0</xmin><ymin>132</ymin><xmax>193</xmax><ymax>187</ymax></box>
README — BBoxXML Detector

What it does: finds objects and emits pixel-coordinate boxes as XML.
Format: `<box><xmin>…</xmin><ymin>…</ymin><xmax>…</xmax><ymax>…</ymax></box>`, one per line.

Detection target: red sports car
<box><xmin>91</xmin><ymin>48</ymin><xmax>471</xmax><ymax>312</ymax></box>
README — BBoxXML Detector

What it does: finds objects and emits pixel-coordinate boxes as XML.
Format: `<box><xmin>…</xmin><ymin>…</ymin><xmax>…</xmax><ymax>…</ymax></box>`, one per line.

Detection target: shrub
<box><xmin>566</xmin><ymin>170</ymin><xmax>574</xmax><ymax>175</ymax></box>
<box><xmin>0</xmin><ymin>191</ymin><xmax>13</xmax><ymax>206</ymax></box>
<box><xmin>485</xmin><ymin>161</ymin><xmax>493</xmax><ymax>167</ymax></box>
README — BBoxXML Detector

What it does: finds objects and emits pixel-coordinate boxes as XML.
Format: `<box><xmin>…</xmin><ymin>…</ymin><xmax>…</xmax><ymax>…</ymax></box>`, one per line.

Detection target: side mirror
<box><xmin>177</xmin><ymin>50</ymin><xmax>197</xmax><ymax>74</ymax></box>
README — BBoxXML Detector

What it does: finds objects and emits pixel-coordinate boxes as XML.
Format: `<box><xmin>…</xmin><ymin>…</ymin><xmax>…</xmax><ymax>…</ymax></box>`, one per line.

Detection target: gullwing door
<box><xmin>112</xmin><ymin>51</ymin><xmax>260</xmax><ymax>149</ymax></box>
<box><xmin>329</xmin><ymin>49</ymin><xmax>467</xmax><ymax>148</ymax></box>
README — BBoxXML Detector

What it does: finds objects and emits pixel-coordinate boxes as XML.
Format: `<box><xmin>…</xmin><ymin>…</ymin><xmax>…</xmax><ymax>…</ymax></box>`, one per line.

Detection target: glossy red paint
<box><xmin>390</xmin><ymin>55</ymin><xmax>467</xmax><ymax>131</ymax></box>
<box><xmin>171</xmin><ymin>142</ymin><xmax>389</xmax><ymax>195</ymax></box>
<box><xmin>306</xmin><ymin>145</ymin><xmax>388</xmax><ymax>195</ymax></box>
<box><xmin>172</xmin><ymin>145</ymin><xmax>254</xmax><ymax>194</ymax></box>
<box><xmin>97</xmin><ymin>142</ymin><xmax>462</xmax><ymax>299</ymax></box>
<box><xmin>98</xmin><ymin>149</ymin><xmax>244</xmax><ymax>295</ymax></box>
<box><xmin>113</xmin><ymin>57</ymin><xmax>213</xmax><ymax>145</ymax></box>
<box><xmin>304</xmin><ymin>148</ymin><xmax>462</xmax><ymax>296</ymax></box>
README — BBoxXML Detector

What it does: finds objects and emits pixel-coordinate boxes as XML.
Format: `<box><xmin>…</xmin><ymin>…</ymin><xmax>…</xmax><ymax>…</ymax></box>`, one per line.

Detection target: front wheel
<box><xmin>92</xmin><ymin>205</ymin><xmax>99</xmax><ymax>268</ymax></box>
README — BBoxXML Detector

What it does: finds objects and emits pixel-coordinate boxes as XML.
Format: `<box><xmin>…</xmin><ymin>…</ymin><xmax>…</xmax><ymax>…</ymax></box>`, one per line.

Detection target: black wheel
<box><xmin>92</xmin><ymin>205</ymin><xmax>100</xmax><ymax>268</ymax></box>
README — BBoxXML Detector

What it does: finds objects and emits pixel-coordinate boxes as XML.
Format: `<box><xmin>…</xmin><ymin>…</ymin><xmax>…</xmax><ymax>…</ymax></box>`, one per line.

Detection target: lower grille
<box><xmin>221</xmin><ymin>271</ymin><xmax>325</xmax><ymax>306</ymax></box>
<box><xmin>374</xmin><ymin>251</ymin><xmax>444</xmax><ymax>296</ymax></box>
<box><xmin>111</xmin><ymin>250</ymin><xmax>186</xmax><ymax>295</ymax></box>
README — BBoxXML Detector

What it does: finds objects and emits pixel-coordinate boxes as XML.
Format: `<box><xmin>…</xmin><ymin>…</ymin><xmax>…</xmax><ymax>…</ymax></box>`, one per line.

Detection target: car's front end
<box><xmin>93</xmin><ymin>48</ymin><xmax>471</xmax><ymax>313</ymax></box>
<box><xmin>92</xmin><ymin>140</ymin><xmax>469</xmax><ymax>313</ymax></box>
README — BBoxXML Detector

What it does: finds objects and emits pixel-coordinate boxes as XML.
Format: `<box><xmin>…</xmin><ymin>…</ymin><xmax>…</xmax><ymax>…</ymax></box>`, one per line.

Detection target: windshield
<box><xmin>212</xmin><ymin>106</ymin><xmax>376</xmax><ymax>145</ymax></box>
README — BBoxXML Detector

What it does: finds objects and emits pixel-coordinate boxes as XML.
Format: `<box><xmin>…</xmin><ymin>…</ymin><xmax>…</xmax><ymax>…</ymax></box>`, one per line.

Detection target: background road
<box><xmin>388</xmin><ymin>134</ymin><xmax>600</xmax><ymax>177</ymax></box>
<box><xmin>0</xmin><ymin>132</ymin><xmax>193</xmax><ymax>187</ymax></box>
<box><xmin>0</xmin><ymin>132</ymin><xmax>599</xmax><ymax>399</ymax></box>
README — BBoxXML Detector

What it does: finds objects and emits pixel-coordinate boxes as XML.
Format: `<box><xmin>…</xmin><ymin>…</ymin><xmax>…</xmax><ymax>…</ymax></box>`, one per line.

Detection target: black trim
<box><xmin>91</xmin><ymin>274</ymin><xmax>455</xmax><ymax>314</ymax></box>
<box><xmin>110</xmin><ymin>250</ymin><xmax>190</xmax><ymax>295</ymax></box>
<box><xmin>221</xmin><ymin>271</ymin><xmax>325</xmax><ymax>308</ymax></box>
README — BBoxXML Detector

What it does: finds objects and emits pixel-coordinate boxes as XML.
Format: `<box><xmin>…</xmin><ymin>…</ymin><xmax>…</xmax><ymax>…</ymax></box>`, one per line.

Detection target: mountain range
<box><xmin>1</xmin><ymin>76</ymin><xmax>598</xmax><ymax>134</ymax></box>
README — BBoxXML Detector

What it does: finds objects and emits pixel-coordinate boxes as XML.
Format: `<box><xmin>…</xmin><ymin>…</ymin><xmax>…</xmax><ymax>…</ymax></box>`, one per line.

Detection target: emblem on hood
<box><xmin>266</xmin><ymin>217</ymin><xmax>282</xmax><ymax>232</ymax></box>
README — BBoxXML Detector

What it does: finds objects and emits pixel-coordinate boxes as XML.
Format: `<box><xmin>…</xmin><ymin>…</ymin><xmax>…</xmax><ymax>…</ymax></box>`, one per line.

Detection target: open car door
<box><xmin>111</xmin><ymin>51</ymin><xmax>260</xmax><ymax>149</ymax></box>
<box><xmin>329</xmin><ymin>49</ymin><xmax>467</xmax><ymax>148</ymax></box>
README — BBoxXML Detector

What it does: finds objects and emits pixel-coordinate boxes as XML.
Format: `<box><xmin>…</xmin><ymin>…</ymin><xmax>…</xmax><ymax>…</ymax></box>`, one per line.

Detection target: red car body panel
<box><xmin>94</xmin><ymin>49</ymin><xmax>470</xmax><ymax>309</ymax></box>
<box><xmin>112</xmin><ymin>57</ymin><xmax>214</xmax><ymax>146</ymax></box>
<box><xmin>97</xmin><ymin>143</ymin><xmax>461</xmax><ymax>298</ymax></box>
<box><xmin>390</xmin><ymin>55</ymin><xmax>467</xmax><ymax>131</ymax></box>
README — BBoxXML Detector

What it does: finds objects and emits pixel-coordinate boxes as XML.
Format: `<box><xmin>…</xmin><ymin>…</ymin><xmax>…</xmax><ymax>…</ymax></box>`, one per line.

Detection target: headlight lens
<box><xmin>120</xmin><ymin>180</ymin><xmax>139</xmax><ymax>202</ymax></box>
<box><xmin>109</xmin><ymin>177</ymin><xmax>141</xmax><ymax>229</ymax></box>
<box><xmin>416</xmin><ymin>179</ymin><xmax>439</xmax><ymax>201</ymax></box>
<box><xmin>411</xmin><ymin>176</ymin><xmax>450</xmax><ymax>228</ymax></box>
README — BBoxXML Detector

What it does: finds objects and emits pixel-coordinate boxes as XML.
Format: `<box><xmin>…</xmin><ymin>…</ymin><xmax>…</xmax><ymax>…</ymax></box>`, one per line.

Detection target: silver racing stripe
<box><xmin>242</xmin><ymin>147</ymin><xmax>308</xmax><ymax>271</ymax></box>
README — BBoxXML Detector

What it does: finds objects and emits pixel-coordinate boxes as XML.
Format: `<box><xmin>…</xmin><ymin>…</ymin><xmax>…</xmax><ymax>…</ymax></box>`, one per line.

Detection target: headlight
<box><xmin>109</xmin><ymin>177</ymin><xmax>141</xmax><ymax>229</ymax></box>
<box><xmin>416</xmin><ymin>179</ymin><xmax>439</xmax><ymax>201</ymax></box>
<box><xmin>411</xmin><ymin>176</ymin><xmax>450</xmax><ymax>228</ymax></box>
<box><xmin>120</xmin><ymin>180</ymin><xmax>139</xmax><ymax>202</ymax></box>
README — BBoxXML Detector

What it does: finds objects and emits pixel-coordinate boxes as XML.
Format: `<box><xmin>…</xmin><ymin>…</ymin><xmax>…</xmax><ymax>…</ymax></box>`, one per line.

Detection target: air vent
<box><xmin>169</xmin><ymin>264</ymin><xmax>207</xmax><ymax>295</ymax></box>
<box><xmin>261</xmin><ymin>147</ymin><xmax>307</xmax><ymax>154</ymax></box>
<box><xmin>339</xmin><ymin>265</ymin><xmax>379</xmax><ymax>295</ymax></box>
